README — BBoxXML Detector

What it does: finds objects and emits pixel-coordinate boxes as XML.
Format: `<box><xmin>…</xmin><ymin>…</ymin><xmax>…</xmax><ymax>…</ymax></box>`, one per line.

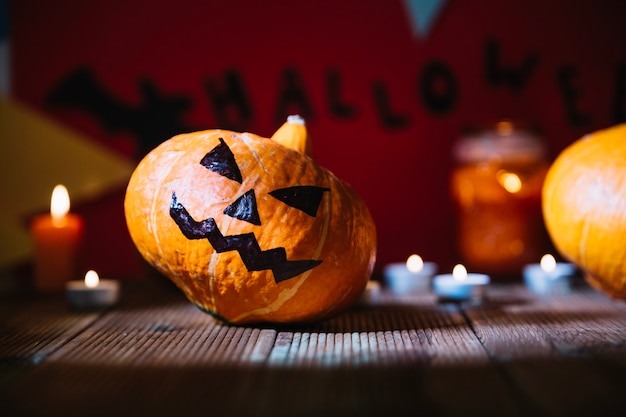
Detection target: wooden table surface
<box><xmin>2</xmin><ymin>279</ymin><xmax>626</xmax><ymax>417</ymax></box>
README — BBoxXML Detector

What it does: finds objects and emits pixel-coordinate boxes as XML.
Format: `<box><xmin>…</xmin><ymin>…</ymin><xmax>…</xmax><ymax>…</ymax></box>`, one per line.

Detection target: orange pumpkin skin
<box><xmin>542</xmin><ymin>124</ymin><xmax>626</xmax><ymax>298</ymax></box>
<box><xmin>124</xmin><ymin>125</ymin><xmax>376</xmax><ymax>324</ymax></box>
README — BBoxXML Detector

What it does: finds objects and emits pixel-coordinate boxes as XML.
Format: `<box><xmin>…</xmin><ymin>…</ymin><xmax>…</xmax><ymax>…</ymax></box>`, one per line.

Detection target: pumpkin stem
<box><xmin>270</xmin><ymin>115</ymin><xmax>313</xmax><ymax>156</ymax></box>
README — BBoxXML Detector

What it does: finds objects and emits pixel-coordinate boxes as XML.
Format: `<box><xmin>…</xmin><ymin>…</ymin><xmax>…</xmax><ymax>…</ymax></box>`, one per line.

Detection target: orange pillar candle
<box><xmin>31</xmin><ymin>185</ymin><xmax>84</xmax><ymax>293</ymax></box>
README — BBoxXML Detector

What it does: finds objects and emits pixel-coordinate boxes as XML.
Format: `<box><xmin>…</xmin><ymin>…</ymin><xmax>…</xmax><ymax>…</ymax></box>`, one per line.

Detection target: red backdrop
<box><xmin>11</xmin><ymin>0</ymin><xmax>626</xmax><ymax>280</ymax></box>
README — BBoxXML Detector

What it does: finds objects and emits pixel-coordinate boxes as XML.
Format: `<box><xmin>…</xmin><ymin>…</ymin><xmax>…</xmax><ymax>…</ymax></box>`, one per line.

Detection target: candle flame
<box><xmin>84</xmin><ymin>270</ymin><xmax>100</xmax><ymax>288</ymax></box>
<box><xmin>540</xmin><ymin>254</ymin><xmax>557</xmax><ymax>273</ymax></box>
<box><xmin>497</xmin><ymin>170</ymin><xmax>522</xmax><ymax>193</ymax></box>
<box><xmin>406</xmin><ymin>254</ymin><xmax>424</xmax><ymax>273</ymax></box>
<box><xmin>452</xmin><ymin>264</ymin><xmax>468</xmax><ymax>282</ymax></box>
<box><xmin>51</xmin><ymin>185</ymin><xmax>70</xmax><ymax>223</ymax></box>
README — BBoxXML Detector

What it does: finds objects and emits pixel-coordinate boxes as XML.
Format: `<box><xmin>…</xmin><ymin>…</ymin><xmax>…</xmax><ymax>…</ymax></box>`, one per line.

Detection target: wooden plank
<box><xmin>43</xmin><ymin>295</ymin><xmax>278</xmax><ymax>367</ymax></box>
<box><xmin>15</xmin><ymin>283</ymin><xmax>626</xmax><ymax>416</ymax></box>
<box><xmin>246</xmin><ymin>328</ymin><xmax>278</xmax><ymax>363</ymax></box>
<box><xmin>466</xmin><ymin>285</ymin><xmax>626</xmax><ymax>416</ymax></box>
<box><xmin>0</xmin><ymin>296</ymin><xmax>99</xmax><ymax>366</ymax></box>
<box><xmin>1</xmin><ymin>287</ymin><xmax>524</xmax><ymax>416</ymax></box>
<box><xmin>267</xmin><ymin>293</ymin><xmax>492</xmax><ymax>368</ymax></box>
<box><xmin>468</xmin><ymin>285</ymin><xmax>626</xmax><ymax>359</ymax></box>
<box><xmin>1</xmin><ymin>288</ymin><xmax>278</xmax><ymax>416</ymax></box>
<box><xmin>256</xmin><ymin>292</ymin><xmax>523</xmax><ymax>416</ymax></box>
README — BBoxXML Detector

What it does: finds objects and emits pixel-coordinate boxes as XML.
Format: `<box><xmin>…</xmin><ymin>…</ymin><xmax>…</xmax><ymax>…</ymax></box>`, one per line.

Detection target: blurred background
<box><xmin>2</xmin><ymin>0</ymin><xmax>626</xmax><ymax>290</ymax></box>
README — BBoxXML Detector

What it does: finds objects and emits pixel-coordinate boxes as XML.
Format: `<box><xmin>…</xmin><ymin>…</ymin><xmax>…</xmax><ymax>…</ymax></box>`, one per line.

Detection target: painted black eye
<box><xmin>200</xmin><ymin>138</ymin><xmax>242</xmax><ymax>183</ymax></box>
<box><xmin>269</xmin><ymin>186</ymin><xmax>330</xmax><ymax>217</ymax></box>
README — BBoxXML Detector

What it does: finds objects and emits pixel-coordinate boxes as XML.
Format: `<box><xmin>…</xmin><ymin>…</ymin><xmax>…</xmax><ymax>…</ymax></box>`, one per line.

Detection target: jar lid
<box><xmin>454</xmin><ymin>121</ymin><xmax>546</xmax><ymax>163</ymax></box>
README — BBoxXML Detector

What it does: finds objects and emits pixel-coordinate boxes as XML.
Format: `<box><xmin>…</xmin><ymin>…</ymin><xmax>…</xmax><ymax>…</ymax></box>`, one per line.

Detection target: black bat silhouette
<box><xmin>46</xmin><ymin>66</ymin><xmax>200</xmax><ymax>158</ymax></box>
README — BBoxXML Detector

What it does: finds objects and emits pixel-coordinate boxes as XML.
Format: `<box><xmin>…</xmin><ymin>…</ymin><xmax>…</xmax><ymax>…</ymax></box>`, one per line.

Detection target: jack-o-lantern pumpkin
<box><xmin>124</xmin><ymin>116</ymin><xmax>377</xmax><ymax>324</ymax></box>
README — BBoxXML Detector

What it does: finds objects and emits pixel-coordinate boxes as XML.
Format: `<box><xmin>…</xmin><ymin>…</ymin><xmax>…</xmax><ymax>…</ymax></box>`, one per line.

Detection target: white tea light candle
<box><xmin>383</xmin><ymin>254</ymin><xmax>437</xmax><ymax>293</ymax></box>
<box><xmin>66</xmin><ymin>270</ymin><xmax>120</xmax><ymax>311</ymax></box>
<box><xmin>433</xmin><ymin>264</ymin><xmax>490</xmax><ymax>302</ymax></box>
<box><xmin>523</xmin><ymin>254</ymin><xmax>577</xmax><ymax>295</ymax></box>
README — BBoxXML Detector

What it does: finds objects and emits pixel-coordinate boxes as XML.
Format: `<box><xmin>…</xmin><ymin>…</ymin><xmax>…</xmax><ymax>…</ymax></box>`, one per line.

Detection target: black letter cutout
<box><xmin>372</xmin><ymin>80</ymin><xmax>410</xmax><ymax>129</ymax></box>
<box><xmin>419</xmin><ymin>60</ymin><xmax>458</xmax><ymax>114</ymax></box>
<box><xmin>274</xmin><ymin>67</ymin><xmax>315</xmax><ymax>126</ymax></box>
<box><xmin>326</xmin><ymin>68</ymin><xmax>358</xmax><ymax>119</ymax></box>
<box><xmin>204</xmin><ymin>69</ymin><xmax>254</xmax><ymax>132</ymax></box>
<box><xmin>485</xmin><ymin>38</ymin><xmax>538</xmax><ymax>92</ymax></box>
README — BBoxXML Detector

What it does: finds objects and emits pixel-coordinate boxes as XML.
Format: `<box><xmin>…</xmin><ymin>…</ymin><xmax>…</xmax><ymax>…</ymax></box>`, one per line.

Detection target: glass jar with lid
<box><xmin>450</xmin><ymin>121</ymin><xmax>550</xmax><ymax>279</ymax></box>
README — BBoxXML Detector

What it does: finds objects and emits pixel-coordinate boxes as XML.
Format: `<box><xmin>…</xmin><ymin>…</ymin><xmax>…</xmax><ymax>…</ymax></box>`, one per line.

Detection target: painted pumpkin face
<box><xmin>169</xmin><ymin>137</ymin><xmax>328</xmax><ymax>283</ymax></box>
<box><xmin>125</xmin><ymin>119</ymin><xmax>377</xmax><ymax>324</ymax></box>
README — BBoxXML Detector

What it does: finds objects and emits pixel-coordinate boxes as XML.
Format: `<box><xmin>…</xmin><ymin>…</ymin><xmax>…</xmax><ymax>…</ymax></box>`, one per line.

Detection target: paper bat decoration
<box><xmin>46</xmin><ymin>67</ymin><xmax>199</xmax><ymax>158</ymax></box>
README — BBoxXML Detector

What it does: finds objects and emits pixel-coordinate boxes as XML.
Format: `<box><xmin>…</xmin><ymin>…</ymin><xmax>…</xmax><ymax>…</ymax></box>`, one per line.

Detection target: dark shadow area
<box><xmin>3</xmin><ymin>356</ymin><xmax>626</xmax><ymax>417</ymax></box>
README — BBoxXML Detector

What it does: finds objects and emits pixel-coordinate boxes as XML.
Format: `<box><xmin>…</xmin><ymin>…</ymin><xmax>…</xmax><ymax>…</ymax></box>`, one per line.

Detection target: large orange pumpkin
<box><xmin>542</xmin><ymin>123</ymin><xmax>626</xmax><ymax>298</ymax></box>
<box><xmin>124</xmin><ymin>116</ymin><xmax>377</xmax><ymax>324</ymax></box>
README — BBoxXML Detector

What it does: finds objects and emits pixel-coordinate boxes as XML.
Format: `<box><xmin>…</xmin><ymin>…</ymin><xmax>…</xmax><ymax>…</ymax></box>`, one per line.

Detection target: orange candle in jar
<box><xmin>450</xmin><ymin>121</ymin><xmax>549</xmax><ymax>278</ymax></box>
<box><xmin>31</xmin><ymin>185</ymin><xmax>84</xmax><ymax>292</ymax></box>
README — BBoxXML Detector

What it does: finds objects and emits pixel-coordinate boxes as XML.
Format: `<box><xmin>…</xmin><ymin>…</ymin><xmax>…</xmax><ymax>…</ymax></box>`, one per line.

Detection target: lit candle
<box><xmin>66</xmin><ymin>270</ymin><xmax>120</xmax><ymax>310</ymax></box>
<box><xmin>432</xmin><ymin>264</ymin><xmax>490</xmax><ymax>302</ymax></box>
<box><xmin>383</xmin><ymin>254</ymin><xmax>438</xmax><ymax>293</ymax></box>
<box><xmin>450</xmin><ymin>121</ymin><xmax>549</xmax><ymax>276</ymax></box>
<box><xmin>31</xmin><ymin>185</ymin><xmax>85</xmax><ymax>292</ymax></box>
<box><xmin>523</xmin><ymin>254</ymin><xmax>577</xmax><ymax>295</ymax></box>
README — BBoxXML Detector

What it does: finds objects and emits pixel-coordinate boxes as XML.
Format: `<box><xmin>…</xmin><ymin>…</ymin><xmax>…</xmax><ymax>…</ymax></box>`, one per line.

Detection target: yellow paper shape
<box><xmin>0</xmin><ymin>95</ymin><xmax>135</xmax><ymax>267</ymax></box>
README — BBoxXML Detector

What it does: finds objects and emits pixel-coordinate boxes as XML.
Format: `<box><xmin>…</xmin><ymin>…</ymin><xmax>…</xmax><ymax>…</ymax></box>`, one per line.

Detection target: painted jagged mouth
<box><xmin>169</xmin><ymin>191</ymin><xmax>322</xmax><ymax>283</ymax></box>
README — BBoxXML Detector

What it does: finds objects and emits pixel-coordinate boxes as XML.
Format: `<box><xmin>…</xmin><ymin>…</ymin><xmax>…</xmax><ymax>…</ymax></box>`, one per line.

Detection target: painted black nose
<box><xmin>223</xmin><ymin>189</ymin><xmax>261</xmax><ymax>225</ymax></box>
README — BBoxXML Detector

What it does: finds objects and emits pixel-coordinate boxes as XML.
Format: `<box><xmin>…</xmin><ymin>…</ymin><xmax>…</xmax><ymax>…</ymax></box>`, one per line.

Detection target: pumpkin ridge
<box><xmin>578</xmin><ymin>217</ymin><xmax>591</xmax><ymax>270</ymax></box>
<box><xmin>312</xmin><ymin>178</ymin><xmax>332</xmax><ymax>261</ymax></box>
<box><xmin>230</xmin><ymin>278</ymin><xmax>304</xmax><ymax>322</ymax></box>
<box><xmin>206</xmin><ymin>249</ymin><xmax>219</xmax><ymax>310</ymax></box>
<box><xmin>240</xmin><ymin>133</ymin><xmax>269</xmax><ymax>175</ymax></box>
<box><xmin>150</xmin><ymin>151</ymin><xmax>185</xmax><ymax>272</ymax></box>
